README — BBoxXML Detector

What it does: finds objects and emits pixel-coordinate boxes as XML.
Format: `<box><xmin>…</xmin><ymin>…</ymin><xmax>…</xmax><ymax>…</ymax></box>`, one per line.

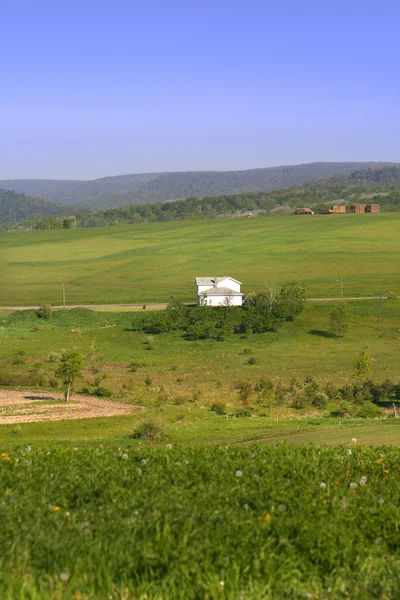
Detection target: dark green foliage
<box><xmin>210</xmin><ymin>402</ymin><xmax>226</xmax><ymax>415</ymax></box>
<box><xmin>92</xmin><ymin>385</ymin><xmax>112</xmax><ymax>398</ymax></box>
<box><xmin>357</xmin><ymin>402</ymin><xmax>384</xmax><ymax>418</ymax></box>
<box><xmin>35</xmin><ymin>304</ymin><xmax>52</xmax><ymax>320</ymax></box>
<box><xmin>0</xmin><ymin>189</ymin><xmax>71</xmax><ymax>228</ymax></box>
<box><xmin>130</xmin><ymin>421</ymin><xmax>163</xmax><ymax>440</ymax></box>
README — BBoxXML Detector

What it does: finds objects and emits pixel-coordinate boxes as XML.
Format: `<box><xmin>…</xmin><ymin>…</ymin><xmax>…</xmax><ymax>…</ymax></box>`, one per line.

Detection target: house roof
<box><xmin>195</xmin><ymin>276</ymin><xmax>242</xmax><ymax>285</ymax></box>
<box><xmin>198</xmin><ymin>287</ymin><xmax>243</xmax><ymax>296</ymax></box>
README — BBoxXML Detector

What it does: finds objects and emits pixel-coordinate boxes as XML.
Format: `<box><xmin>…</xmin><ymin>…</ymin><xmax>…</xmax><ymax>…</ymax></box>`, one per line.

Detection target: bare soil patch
<box><xmin>0</xmin><ymin>389</ymin><xmax>144</xmax><ymax>424</ymax></box>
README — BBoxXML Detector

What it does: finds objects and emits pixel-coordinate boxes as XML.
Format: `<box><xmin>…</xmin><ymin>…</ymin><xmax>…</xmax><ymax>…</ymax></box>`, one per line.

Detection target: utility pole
<box><xmin>62</xmin><ymin>283</ymin><xmax>66</xmax><ymax>309</ymax></box>
<box><xmin>377</xmin><ymin>295</ymin><xmax>382</xmax><ymax>330</ymax></box>
<box><xmin>336</xmin><ymin>279</ymin><xmax>344</xmax><ymax>298</ymax></box>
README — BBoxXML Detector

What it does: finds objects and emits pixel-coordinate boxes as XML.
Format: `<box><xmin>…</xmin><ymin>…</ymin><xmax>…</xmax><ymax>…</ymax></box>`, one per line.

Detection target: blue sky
<box><xmin>1</xmin><ymin>0</ymin><xmax>400</xmax><ymax>179</ymax></box>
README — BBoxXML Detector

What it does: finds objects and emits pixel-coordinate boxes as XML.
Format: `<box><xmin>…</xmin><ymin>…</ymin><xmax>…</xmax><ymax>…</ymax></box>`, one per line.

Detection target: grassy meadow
<box><xmin>1</xmin><ymin>213</ymin><xmax>400</xmax><ymax>305</ymax></box>
<box><xmin>1</xmin><ymin>443</ymin><xmax>400</xmax><ymax>599</ymax></box>
<box><xmin>1</xmin><ymin>213</ymin><xmax>400</xmax><ymax>599</ymax></box>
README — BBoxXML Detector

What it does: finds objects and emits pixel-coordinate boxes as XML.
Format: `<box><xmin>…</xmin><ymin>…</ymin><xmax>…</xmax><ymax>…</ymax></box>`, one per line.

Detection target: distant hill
<box><xmin>1</xmin><ymin>162</ymin><xmax>395</xmax><ymax>210</ymax></box>
<box><xmin>10</xmin><ymin>165</ymin><xmax>400</xmax><ymax>230</ymax></box>
<box><xmin>0</xmin><ymin>189</ymin><xmax>72</xmax><ymax>228</ymax></box>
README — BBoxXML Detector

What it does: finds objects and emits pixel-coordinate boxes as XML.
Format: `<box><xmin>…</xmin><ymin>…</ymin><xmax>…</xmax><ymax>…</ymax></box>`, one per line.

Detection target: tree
<box><xmin>55</xmin><ymin>351</ymin><xmax>83</xmax><ymax>402</ymax></box>
<box><xmin>329</xmin><ymin>303</ymin><xmax>351</xmax><ymax>338</ymax></box>
<box><xmin>36</xmin><ymin>304</ymin><xmax>52</xmax><ymax>320</ymax></box>
<box><xmin>276</xmin><ymin>281</ymin><xmax>306</xmax><ymax>321</ymax></box>
<box><xmin>353</xmin><ymin>349</ymin><xmax>372</xmax><ymax>380</ymax></box>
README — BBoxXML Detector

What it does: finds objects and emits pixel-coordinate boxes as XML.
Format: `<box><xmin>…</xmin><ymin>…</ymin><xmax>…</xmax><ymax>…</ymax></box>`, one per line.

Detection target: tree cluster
<box><xmin>131</xmin><ymin>282</ymin><xmax>306</xmax><ymax>339</ymax></box>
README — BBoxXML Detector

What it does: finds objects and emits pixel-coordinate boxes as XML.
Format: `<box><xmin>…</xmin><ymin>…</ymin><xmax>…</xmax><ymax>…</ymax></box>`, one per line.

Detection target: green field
<box><xmin>1</xmin><ymin>214</ymin><xmax>400</xmax><ymax>598</ymax></box>
<box><xmin>1</xmin><ymin>443</ymin><xmax>399</xmax><ymax>599</ymax></box>
<box><xmin>1</xmin><ymin>213</ymin><xmax>400</xmax><ymax>305</ymax></box>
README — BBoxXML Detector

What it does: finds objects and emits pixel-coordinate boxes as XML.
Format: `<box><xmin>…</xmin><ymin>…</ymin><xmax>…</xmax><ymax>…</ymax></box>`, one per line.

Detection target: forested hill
<box><xmin>15</xmin><ymin>165</ymin><xmax>400</xmax><ymax>230</ymax></box>
<box><xmin>0</xmin><ymin>162</ymin><xmax>393</xmax><ymax>210</ymax></box>
<box><xmin>0</xmin><ymin>189</ymin><xmax>71</xmax><ymax>228</ymax></box>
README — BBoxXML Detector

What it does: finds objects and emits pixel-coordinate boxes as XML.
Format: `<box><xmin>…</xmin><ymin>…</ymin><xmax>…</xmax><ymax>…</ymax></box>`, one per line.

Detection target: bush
<box><xmin>130</xmin><ymin>421</ymin><xmax>163</xmax><ymax>441</ymax></box>
<box><xmin>12</xmin><ymin>357</ymin><xmax>25</xmax><ymax>365</ymax></box>
<box><xmin>247</xmin><ymin>357</ymin><xmax>257</xmax><ymax>365</ymax></box>
<box><xmin>93</xmin><ymin>385</ymin><xmax>112</xmax><ymax>398</ymax></box>
<box><xmin>36</xmin><ymin>304</ymin><xmax>52</xmax><ymax>320</ymax></box>
<box><xmin>234</xmin><ymin>409</ymin><xmax>251</xmax><ymax>418</ymax></box>
<box><xmin>48</xmin><ymin>351</ymin><xmax>59</xmax><ymax>363</ymax></box>
<box><xmin>210</xmin><ymin>402</ymin><xmax>226</xmax><ymax>415</ymax></box>
<box><xmin>329</xmin><ymin>400</ymin><xmax>353</xmax><ymax>418</ymax></box>
<box><xmin>387</xmin><ymin>292</ymin><xmax>397</xmax><ymax>300</ymax></box>
<box><xmin>357</xmin><ymin>402</ymin><xmax>384</xmax><ymax>418</ymax></box>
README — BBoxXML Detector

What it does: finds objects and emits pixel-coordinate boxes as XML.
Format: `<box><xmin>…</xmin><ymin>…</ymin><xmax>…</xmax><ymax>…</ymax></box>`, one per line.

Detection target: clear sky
<box><xmin>1</xmin><ymin>0</ymin><xmax>400</xmax><ymax>179</ymax></box>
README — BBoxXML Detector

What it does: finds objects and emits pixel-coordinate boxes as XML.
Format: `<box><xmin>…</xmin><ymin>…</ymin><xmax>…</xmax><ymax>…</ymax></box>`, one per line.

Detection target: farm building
<box><xmin>350</xmin><ymin>204</ymin><xmax>367</xmax><ymax>213</ymax></box>
<box><xmin>350</xmin><ymin>203</ymin><xmax>380</xmax><ymax>213</ymax></box>
<box><xmin>319</xmin><ymin>205</ymin><xmax>346</xmax><ymax>214</ymax></box>
<box><xmin>365</xmin><ymin>203</ymin><xmax>380</xmax><ymax>213</ymax></box>
<box><xmin>195</xmin><ymin>276</ymin><xmax>244</xmax><ymax>307</ymax></box>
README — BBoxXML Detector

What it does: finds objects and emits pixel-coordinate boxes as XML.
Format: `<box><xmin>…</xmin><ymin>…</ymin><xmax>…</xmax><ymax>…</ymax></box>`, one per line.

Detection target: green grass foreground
<box><xmin>0</xmin><ymin>443</ymin><xmax>399</xmax><ymax>599</ymax></box>
<box><xmin>1</xmin><ymin>213</ymin><xmax>400</xmax><ymax>305</ymax></box>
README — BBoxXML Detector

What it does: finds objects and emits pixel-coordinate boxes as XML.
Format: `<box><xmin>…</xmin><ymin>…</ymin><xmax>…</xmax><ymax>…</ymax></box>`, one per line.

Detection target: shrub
<box><xmin>144</xmin><ymin>377</ymin><xmax>152</xmax><ymax>386</ymax></box>
<box><xmin>48</xmin><ymin>351</ymin><xmax>59</xmax><ymax>363</ymax></box>
<box><xmin>130</xmin><ymin>421</ymin><xmax>163</xmax><ymax>441</ymax></box>
<box><xmin>93</xmin><ymin>385</ymin><xmax>112</xmax><ymax>398</ymax></box>
<box><xmin>247</xmin><ymin>357</ymin><xmax>257</xmax><ymax>365</ymax></box>
<box><xmin>12</xmin><ymin>357</ymin><xmax>25</xmax><ymax>365</ymax></box>
<box><xmin>210</xmin><ymin>402</ymin><xmax>226</xmax><ymax>415</ymax></box>
<box><xmin>387</xmin><ymin>292</ymin><xmax>397</xmax><ymax>300</ymax></box>
<box><xmin>241</xmin><ymin>348</ymin><xmax>253</xmax><ymax>355</ymax></box>
<box><xmin>36</xmin><ymin>304</ymin><xmax>52</xmax><ymax>320</ymax></box>
<box><xmin>357</xmin><ymin>402</ymin><xmax>384</xmax><ymax>418</ymax></box>
<box><xmin>329</xmin><ymin>400</ymin><xmax>353</xmax><ymax>418</ymax></box>
<box><xmin>237</xmin><ymin>382</ymin><xmax>253</xmax><ymax>406</ymax></box>
<box><xmin>235</xmin><ymin>409</ymin><xmax>251</xmax><ymax>418</ymax></box>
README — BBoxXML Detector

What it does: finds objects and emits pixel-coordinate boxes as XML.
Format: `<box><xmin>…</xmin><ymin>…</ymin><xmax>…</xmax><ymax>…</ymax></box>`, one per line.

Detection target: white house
<box><xmin>195</xmin><ymin>276</ymin><xmax>244</xmax><ymax>307</ymax></box>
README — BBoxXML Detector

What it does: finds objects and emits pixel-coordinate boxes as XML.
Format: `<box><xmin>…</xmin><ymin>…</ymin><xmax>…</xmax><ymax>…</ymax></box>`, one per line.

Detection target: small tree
<box><xmin>329</xmin><ymin>302</ymin><xmax>351</xmax><ymax>338</ymax></box>
<box><xmin>353</xmin><ymin>349</ymin><xmax>372</xmax><ymax>380</ymax></box>
<box><xmin>238</xmin><ymin>382</ymin><xmax>253</xmax><ymax>406</ymax></box>
<box><xmin>55</xmin><ymin>351</ymin><xmax>83</xmax><ymax>402</ymax></box>
<box><xmin>36</xmin><ymin>304</ymin><xmax>52</xmax><ymax>320</ymax></box>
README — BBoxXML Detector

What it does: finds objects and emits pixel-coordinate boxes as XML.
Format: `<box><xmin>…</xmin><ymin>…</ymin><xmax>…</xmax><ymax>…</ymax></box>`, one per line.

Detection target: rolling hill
<box><xmin>1</xmin><ymin>162</ymin><xmax>394</xmax><ymax>210</ymax></box>
<box><xmin>0</xmin><ymin>189</ymin><xmax>72</xmax><ymax>228</ymax></box>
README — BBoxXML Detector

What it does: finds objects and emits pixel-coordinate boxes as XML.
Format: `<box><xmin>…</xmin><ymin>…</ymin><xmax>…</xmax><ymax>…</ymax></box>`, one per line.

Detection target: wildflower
<box><xmin>350</xmin><ymin>482</ymin><xmax>358</xmax><ymax>489</ymax></box>
<box><xmin>383</xmin><ymin>469</ymin><xmax>389</xmax><ymax>475</ymax></box>
<box><xmin>121</xmin><ymin>453</ymin><xmax>128</xmax><ymax>460</ymax></box>
<box><xmin>376</xmin><ymin>458</ymin><xmax>383</xmax><ymax>464</ymax></box>
<box><xmin>59</xmin><ymin>571</ymin><xmax>70</xmax><ymax>582</ymax></box>
<box><xmin>351</xmin><ymin>438</ymin><xmax>357</xmax><ymax>443</ymax></box>
<box><xmin>262</xmin><ymin>513</ymin><xmax>271</xmax><ymax>522</ymax></box>
<box><xmin>1</xmin><ymin>453</ymin><xmax>10</xmax><ymax>461</ymax></box>
<box><xmin>25</xmin><ymin>446</ymin><xmax>32</xmax><ymax>452</ymax></box>
<box><xmin>141</xmin><ymin>459</ymin><xmax>147</xmax><ymax>464</ymax></box>
<box><xmin>278</xmin><ymin>504</ymin><xmax>286</xmax><ymax>512</ymax></box>
<box><xmin>320</xmin><ymin>482</ymin><xmax>327</xmax><ymax>489</ymax></box>
<box><xmin>52</xmin><ymin>506</ymin><xmax>61</xmax><ymax>511</ymax></box>
<box><xmin>166</xmin><ymin>444</ymin><xmax>172</xmax><ymax>450</ymax></box>
<box><xmin>378</xmin><ymin>498</ymin><xmax>384</xmax><ymax>504</ymax></box>
<box><xmin>346</xmin><ymin>449</ymin><xmax>352</xmax><ymax>456</ymax></box>
<box><xmin>235</xmin><ymin>470</ymin><xmax>243</xmax><ymax>478</ymax></box>
<box><xmin>359</xmin><ymin>476</ymin><xmax>367</xmax><ymax>486</ymax></box>
<box><xmin>340</xmin><ymin>499</ymin><xmax>348</xmax><ymax>508</ymax></box>
<box><xmin>219</xmin><ymin>581</ymin><xmax>225</xmax><ymax>590</ymax></box>
<box><xmin>137</xmin><ymin>467</ymin><xmax>142</xmax><ymax>474</ymax></box>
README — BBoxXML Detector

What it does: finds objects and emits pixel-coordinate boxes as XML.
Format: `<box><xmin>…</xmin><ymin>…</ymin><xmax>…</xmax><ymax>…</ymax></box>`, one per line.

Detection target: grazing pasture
<box><xmin>1</xmin><ymin>213</ymin><xmax>400</xmax><ymax>305</ymax></box>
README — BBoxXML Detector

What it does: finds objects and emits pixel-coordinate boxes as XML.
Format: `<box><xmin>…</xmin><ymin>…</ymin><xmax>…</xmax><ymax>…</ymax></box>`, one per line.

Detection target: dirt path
<box><xmin>0</xmin><ymin>297</ymin><xmax>389</xmax><ymax>310</ymax></box>
<box><xmin>0</xmin><ymin>389</ymin><xmax>144</xmax><ymax>424</ymax></box>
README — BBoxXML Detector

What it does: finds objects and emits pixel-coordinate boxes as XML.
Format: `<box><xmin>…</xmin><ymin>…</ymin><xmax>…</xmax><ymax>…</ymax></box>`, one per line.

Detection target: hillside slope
<box><xmin>1</xmin><ymin>162</ymin><xmax>394</xmax><ymax>209</ymax></box>
<box><xmin>0</xmin><ymin>189</ymin><xmax>72</xmax><ymax>228</ymax></box>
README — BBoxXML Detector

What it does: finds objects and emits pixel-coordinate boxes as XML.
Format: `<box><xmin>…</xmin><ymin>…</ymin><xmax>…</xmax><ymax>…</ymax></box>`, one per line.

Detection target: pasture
<box><xmin>1</xmin><ymin>213</ymin><xmax>400</xmax><ymax>305</ymax></box>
